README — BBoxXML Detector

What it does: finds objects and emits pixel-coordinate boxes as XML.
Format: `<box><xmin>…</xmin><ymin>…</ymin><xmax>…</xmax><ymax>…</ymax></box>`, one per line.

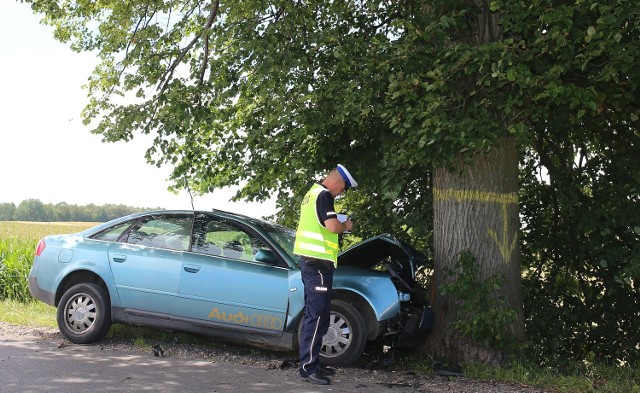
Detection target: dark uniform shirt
<box><xmin>316</xmin><ymin>184</ymin><xmax>336</xmax><ymax>226</ymax></box>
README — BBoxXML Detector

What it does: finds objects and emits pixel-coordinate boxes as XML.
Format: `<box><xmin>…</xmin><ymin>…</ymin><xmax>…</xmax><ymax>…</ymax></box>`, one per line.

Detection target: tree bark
<box><xmin>424</xmin><ymin>136</ymin><xmax>526</xmax><ymax>365</ymax></box>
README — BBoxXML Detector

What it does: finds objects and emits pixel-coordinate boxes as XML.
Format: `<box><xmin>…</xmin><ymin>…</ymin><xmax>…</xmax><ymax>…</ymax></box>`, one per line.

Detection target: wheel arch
<box><xmin>332</xmin><ymin>289</ymin><xmax>379</xmax><ymax>341</ymax></box>
<box><xmin>55</xmin><ymin>270</ymin><xmax>110</xmax><ymax>307</ymax></box>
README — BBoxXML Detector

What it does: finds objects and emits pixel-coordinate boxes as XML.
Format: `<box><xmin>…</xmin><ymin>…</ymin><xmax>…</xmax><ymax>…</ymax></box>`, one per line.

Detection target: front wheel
<box><xmin>319</xmin><ymin>299</ymin><xmax>367</xmax><ymax>367</ymax></box>
<box><xmin>57</xmin><ymin>282</ymin><xmax>111</xmax><ymax>344</ymax></box>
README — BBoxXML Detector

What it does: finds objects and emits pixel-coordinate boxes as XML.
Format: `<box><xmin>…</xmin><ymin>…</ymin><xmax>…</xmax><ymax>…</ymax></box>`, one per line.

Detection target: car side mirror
<box><xmin>254</xmin><ymin>249</ymin><xmax>277</xmax><ymax>264</ymax></box>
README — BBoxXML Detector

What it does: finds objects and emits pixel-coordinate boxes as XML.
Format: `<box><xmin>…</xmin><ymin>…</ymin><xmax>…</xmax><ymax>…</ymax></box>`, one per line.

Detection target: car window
<box><xmin>89</xmin><ymin>221</ymin><xmax>134</xmax><ymax>242</ymax></box>
<box><xmin>193</xmin><ymin>215</ymin><xmax>269</xmax><ymax>262</ymax></box>
<box><xmin>254</xmin><ymin>220</ymin><xmax>296</xmax><ymax>260</ymax></box>
<box><xmin>125</xmin><ymin>214</ymin><xmax>193</xmax><ymax>251</ymax></box>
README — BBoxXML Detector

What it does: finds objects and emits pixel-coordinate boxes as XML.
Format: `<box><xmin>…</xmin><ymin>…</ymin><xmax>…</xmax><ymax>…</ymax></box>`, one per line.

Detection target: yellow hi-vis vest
<box><xmin>293</xmin><ymin>184</ymin><xmax>339</xmax><ymax>265</ymax></box>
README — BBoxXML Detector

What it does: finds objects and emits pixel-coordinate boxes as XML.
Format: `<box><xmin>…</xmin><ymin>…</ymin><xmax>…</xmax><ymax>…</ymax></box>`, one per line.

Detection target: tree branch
<box><xmin>199</xmin><ymin>1</ymin><xmax>220</xmax><ymax>84</ymax></box>
<box><xmin>157</xmin><ymin>2</ymin><xmax>219</xmax><ymax>94</ymax></box>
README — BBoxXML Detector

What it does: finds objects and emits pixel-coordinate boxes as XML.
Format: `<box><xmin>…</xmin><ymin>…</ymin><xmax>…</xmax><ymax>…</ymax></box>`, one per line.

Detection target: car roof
<box><xmin>80</xmin><ymin>209</ymin><xmax>275</xmax><ymax>236</ymax></box>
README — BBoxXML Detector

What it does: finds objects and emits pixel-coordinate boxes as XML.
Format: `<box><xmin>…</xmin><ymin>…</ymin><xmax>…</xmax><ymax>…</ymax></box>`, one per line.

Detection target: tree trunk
<box><xmin>424</xmin><ymin>136</ymin><xmax>526</xmax><ymax>365</ymax></box>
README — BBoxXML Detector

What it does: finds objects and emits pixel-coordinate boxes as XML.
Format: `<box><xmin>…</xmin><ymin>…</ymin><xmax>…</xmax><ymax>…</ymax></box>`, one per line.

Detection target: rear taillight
<box><xmin>35</xmin><ymin>239</ymin><xmax>46</xmax><ymax>256</ymax></box>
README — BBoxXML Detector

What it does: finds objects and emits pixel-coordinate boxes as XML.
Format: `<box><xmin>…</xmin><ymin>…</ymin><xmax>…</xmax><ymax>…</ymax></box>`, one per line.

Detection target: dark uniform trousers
<box><xmin>298</xmin><ymin>256</ymin><xmax>335</xmax><ymax>377</ymax></box>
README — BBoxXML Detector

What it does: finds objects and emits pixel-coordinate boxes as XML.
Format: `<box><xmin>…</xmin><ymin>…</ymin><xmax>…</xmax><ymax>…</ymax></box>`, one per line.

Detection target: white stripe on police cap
<box><xmin>336</xmin><ymin>164</ymin><xmax>358</xmax><ymax>188</ymax></box>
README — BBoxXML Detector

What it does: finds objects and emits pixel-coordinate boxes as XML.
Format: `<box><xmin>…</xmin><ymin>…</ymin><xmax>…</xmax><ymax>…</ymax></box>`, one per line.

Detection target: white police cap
<box><xmin>336</xmin><ymin>164</ymin><xmax>357</xmax><ymax>189</ymax></box>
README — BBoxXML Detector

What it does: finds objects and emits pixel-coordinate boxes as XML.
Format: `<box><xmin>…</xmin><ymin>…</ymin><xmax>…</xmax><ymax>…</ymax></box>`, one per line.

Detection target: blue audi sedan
<box><xmin>28</xmin><ymin>210</ymin><xmax>432</xmax><ymax>366</ymax></box>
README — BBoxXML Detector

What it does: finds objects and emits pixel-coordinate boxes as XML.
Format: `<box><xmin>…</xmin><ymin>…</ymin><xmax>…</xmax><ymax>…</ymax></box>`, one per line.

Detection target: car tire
<box><xmin>57</xmin><ymin>282</ymin><xmax>111</xmax><ymax>344</ymax></box>
<box><xmin>319</xmin><ymin>299</ymin><xmax>367</xmax><ymax>367</ymax></box>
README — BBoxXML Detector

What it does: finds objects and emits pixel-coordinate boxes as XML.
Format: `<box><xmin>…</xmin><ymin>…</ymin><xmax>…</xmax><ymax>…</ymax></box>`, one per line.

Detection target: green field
<box><xmin>0</xmin><ymin>221</ymin><xmax>97</xmax><ymax>301</ymax></box>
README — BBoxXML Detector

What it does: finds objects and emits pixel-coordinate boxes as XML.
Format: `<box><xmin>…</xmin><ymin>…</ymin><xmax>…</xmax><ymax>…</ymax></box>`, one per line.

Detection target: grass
<box><xmin>463</xmin><ymin>360</ymin><xmax>640</xmax><ymax>393</ymax></box>
<box><xmin>384</xmin><ymin>352</ymin><xmax>640</xmax><ymax>393</ymax></box>
<box><xmin>0</xmin><ymin>299</ymin><xmax>57</xmax><ymax>327</ymax></box>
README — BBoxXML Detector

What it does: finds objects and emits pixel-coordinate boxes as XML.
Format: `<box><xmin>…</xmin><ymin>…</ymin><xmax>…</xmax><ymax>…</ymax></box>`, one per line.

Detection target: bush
<box><xmin>440</xmin><ymin>251</ymin><xmax>518</xmax><ymax>350</ymax></box>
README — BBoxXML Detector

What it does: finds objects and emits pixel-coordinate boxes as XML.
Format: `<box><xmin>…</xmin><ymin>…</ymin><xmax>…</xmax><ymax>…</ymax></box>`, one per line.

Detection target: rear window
<box><xmin>89</xmin><ymin>221</ymin><xmax>134</xmax><ymax>242</ymax></box>
<box><xmin>125</xmin><ymin>215</ymin><xmax>193</xmax><ymax>251</ymax></box>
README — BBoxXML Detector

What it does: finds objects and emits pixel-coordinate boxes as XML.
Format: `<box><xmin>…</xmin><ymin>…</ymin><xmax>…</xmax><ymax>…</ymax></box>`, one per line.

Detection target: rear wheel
<box><xmin>57</xmin><ymin>283</ymin><xmax>111</xmax><ymax>344</ymax></box>
<box><xmin>319</xmin><ymin>299</ymin><xmax>367</xmax><ymax>367</ymax></box>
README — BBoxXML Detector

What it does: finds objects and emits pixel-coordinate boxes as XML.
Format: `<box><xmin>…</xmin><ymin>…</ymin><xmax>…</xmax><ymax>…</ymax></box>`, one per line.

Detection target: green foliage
<box><xmin>23</xmin><ymin>0</ymin><xmax>640</xmax><ymax>367</ymax></box>
<box><xmin>464</xmin><ymin>359</ymin><xmax>640</xmax><ymax>393</ymax></box>
<box><xmin>440</xmin><ymin>251</ymin><xmax>517</xmax><ymax>350</ymax></box>
<box><xmin>0</xmin><ymin>202</ymin><xmax>17</xmax><ymax>220</ymax></box>
<box><xmin>520</xmin><ymin>144</ymin><xmax>640</xmax><ymax>366</ymax></box>
<box><xmin>505</xmin><ymin>0</ymin><xmax>640</xmax><ymax>366</ymax></box>
<box><xmin>0</xmin><ymin>237</ymin><xmax>36</xmax><ymax>302</ymax></box>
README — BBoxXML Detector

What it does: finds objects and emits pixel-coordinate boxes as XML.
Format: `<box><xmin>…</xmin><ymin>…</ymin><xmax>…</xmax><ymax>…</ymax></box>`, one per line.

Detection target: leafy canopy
<box><xmin>25</xmin><ymin>0</ymin><xmax>640</xmax><ymax>364</ymax></box>
<box><xmin>27</xmin><ymin>0</ymin><xmax>638</xmax><ymax>215</ymax></box>
<box><xmin>26</xmin><ymin>1</ymin><xmax>515</xmax><ymax>224</ymax></box>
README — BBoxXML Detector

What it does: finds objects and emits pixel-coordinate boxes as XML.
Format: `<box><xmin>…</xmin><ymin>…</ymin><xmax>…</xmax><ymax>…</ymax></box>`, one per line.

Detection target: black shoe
<box><xmin>302</xmin><ymin>372</ymin><xmax>330</xmax><ymax>385</ymax></box>
<box><xmin>317</xmin><ymin>365</ymin><xmax>335</xmax><ymax>376</ymax></box>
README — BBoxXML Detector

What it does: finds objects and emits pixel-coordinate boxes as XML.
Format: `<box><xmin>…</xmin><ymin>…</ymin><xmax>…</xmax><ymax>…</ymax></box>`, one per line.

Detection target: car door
<box><xmin>108</xmin><ymin>213</ymin><xmax>193</xmax><ymax>316</ymax></box>
<box><xmin>177</xmin><ymin>213</ymin><xmax>290</xmax><ymax>332</ymax></box>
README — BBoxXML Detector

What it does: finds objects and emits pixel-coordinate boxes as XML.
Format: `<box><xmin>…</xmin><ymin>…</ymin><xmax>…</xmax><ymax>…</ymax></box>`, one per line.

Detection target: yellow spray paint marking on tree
<box><xmin>434</xmin><ymin>188</ymin><xmax>518</xmax><ymax>263</ymax></box>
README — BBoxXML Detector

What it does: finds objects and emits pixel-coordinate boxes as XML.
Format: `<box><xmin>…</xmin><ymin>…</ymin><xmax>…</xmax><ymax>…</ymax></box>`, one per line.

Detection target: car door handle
<box><xmin>112</xmin><ymin>254</ymin><xmax>127</xmax><ymax>263</ymax></box>
<box><xmin>183</xmin><ymin>264</ymin><xmax>201</xmax><ymax>273</ymax></box>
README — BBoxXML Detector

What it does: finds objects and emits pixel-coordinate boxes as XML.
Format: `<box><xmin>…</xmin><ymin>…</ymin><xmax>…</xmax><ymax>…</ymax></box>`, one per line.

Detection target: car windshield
<box><xmin>253</xmin><ymin>220</ymin><xmax>297</xmax><ymax>261</ymax></box>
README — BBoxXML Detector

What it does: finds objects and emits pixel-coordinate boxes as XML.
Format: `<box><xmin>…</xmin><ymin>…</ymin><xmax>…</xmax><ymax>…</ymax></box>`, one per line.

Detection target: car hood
<box><xmin>337</xmin><ymin>234</ymin><xmax>426</xmax><ymax>289</ymax></box>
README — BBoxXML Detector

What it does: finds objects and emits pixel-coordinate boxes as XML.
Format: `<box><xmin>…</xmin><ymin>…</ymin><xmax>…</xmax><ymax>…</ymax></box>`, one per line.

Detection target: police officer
<box><xmin>294</xmin><ymin>164</ymin><xmax>357</xmax><ymax>385</ymax></box>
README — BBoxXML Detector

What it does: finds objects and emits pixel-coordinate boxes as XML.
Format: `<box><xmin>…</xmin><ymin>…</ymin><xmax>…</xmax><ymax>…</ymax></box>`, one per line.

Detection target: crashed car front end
<box><xmin>336</xmin><ymin>234</ymin><xmax>434</xmax><ymax>348</ymax></box>
<box><xmin>378</xmin><ymin>286</ymin><xmax>433</xmax><ymax>349</ymax></box>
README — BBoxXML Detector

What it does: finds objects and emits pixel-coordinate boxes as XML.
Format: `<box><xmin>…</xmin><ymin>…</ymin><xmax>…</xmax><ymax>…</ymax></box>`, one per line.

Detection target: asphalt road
<box><xmin>0</xmin><ymin>333</ymin><xmax>418</xmax><ymax>393</ymax></box>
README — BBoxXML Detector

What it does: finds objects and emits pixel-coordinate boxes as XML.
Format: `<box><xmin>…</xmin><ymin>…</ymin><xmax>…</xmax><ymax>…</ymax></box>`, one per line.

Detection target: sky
<box><xmin>0</xmin><ymin>2</ymin><xmax>276</xmax><ymax>218</ymax></box>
